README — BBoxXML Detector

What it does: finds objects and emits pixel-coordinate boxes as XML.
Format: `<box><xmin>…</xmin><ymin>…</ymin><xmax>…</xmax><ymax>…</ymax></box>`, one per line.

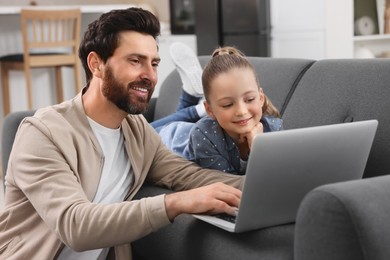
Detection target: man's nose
<box><xmin>140</xmin><ymin>64</ymin><xmax>157</xmax><ymax>84</ymax></box>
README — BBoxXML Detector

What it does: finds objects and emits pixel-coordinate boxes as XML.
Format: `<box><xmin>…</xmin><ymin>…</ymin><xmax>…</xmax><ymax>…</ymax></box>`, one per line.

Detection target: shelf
<box><xmin>354</xmin><ymin>34</ymin><xmax>390</xmax><ymax>42</ymax></box>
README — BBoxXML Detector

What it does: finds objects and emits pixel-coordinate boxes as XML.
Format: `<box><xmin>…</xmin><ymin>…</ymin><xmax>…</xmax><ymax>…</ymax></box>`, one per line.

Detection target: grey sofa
<box><xmin>133</xmin><ymin>57</ymin><xmax>390</xmax><ymax>260</ymax></box>
<box><xmin>2</xmin><ymin>57</ymin><xmax>390</xmax><ymax>259</ymax></box>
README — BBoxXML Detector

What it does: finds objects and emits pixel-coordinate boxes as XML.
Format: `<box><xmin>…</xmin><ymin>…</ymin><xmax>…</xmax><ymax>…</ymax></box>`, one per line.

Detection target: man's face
<box><xmin>101</xmin><ymin>31</ymin><xmax>160</xmax><ymax>114</ymax></box>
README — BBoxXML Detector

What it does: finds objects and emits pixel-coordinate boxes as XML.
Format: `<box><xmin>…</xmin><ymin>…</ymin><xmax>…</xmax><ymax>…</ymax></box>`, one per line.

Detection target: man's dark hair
<box><xmin>78</xmin><ymin>7</ymin><xmax>161</xmax><ymax>84</ymax></box>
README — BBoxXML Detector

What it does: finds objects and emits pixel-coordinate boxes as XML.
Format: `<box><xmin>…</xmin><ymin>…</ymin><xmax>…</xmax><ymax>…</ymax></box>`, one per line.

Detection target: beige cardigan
<box><xmin>0</xmin><ymin>93</ymin><xmax>243</xmax><ymax>259</ymax></box>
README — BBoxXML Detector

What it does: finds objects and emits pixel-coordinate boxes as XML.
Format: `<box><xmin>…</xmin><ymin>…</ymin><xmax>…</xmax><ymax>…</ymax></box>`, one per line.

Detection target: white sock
<box><xmin>170</xmin><ymin>42</ymin><xmax>203</xmax><ymax>97</ymax></box>
<box><xmin>195</xmin><ymin>103</ymin><xmax>207</xmax><ymax>118</ymax></box>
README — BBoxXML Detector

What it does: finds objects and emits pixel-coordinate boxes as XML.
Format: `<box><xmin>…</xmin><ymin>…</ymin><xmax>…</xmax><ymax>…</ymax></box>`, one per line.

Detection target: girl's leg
<box><xmin>169</xmin><ymin>42</ymin><xmax>203</xmax><ymax>98</ymax></box>
<box><xmin>172</xmin><ymin>41</ymin><xmax>203</xmax><ymax>111</ymax></box>
<box><xmin>152</xmin><ymin>42</ymin><xmax>205</xmax><ymax>132</ymax></box>
<box><xmin>151</xmin><ymin>104</ymin><xmax>200</xmax><ymax>132</ymax></box>
<box><xmin>176</xmin><ymin>90</ymin><xmax>201</xmax><ymax>111</ymax></box>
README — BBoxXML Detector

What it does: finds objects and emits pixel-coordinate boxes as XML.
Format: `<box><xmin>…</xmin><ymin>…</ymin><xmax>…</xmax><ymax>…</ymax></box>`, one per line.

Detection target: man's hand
<box><xmin>164</xmin><ymin>182</ymin><xmax>242</xmax><ymax>221</ymax></box>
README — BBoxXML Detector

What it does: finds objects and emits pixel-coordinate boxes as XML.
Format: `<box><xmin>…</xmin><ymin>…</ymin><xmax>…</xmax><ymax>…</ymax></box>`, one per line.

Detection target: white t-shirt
<box><xmin>58</xmin><ymin>118</ymin><xmax>134</xmax><ymax>260</ymax></box>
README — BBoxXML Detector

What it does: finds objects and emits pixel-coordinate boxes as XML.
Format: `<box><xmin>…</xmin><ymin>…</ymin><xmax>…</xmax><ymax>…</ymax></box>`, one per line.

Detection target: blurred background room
<box><xmin>1</xmin><ymin>0</ymin><xmax>390</xmax><ymax>206</ymax></box>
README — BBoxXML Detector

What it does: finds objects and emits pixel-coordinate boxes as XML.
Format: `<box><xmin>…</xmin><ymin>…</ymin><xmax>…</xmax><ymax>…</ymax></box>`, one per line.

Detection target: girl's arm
<box><xmin>187</xmin><ymin>127</ymin><xmax>241</xmax><ymax>174</ymax></box>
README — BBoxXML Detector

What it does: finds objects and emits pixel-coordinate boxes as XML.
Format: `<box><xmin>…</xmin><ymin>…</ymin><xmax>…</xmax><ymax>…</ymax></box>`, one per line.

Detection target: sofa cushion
<box><xmin>282</xmin><ymin>59</ymin><xmax>390</xmax><ymax>178</ymax></box>
<box><xmin>132</xmin><ymin>184</ymin><xmax>294</xmax><ymax>260</ymax></box>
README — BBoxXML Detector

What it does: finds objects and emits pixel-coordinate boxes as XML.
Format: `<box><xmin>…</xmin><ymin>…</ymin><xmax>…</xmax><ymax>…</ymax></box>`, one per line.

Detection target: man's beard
<box><xmin>102</xmin><ymin>66</ymin><xmax>153</xmax><ymax>114</ymax></box>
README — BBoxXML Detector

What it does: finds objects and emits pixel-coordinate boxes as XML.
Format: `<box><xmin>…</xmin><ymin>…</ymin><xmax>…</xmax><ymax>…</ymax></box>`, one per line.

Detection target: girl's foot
<box><xmin>170</xmin><ymin>42</ymin><xmax>203</xmax><ymax>97</ymax></box>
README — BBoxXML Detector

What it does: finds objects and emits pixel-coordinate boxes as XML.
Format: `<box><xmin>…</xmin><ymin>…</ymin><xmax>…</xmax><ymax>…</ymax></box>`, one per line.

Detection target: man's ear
<box><xmin>204</xmin><ymin>100</ymin><xmax>215</xmax><ymax>119</ymax></box>
<box><xmin>87</xmin><ymin>51</ymin><xmax>103</xmax><ymax>78</ymax></box>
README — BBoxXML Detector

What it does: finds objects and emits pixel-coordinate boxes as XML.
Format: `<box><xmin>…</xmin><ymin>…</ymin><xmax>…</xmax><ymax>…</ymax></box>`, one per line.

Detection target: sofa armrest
<box><xmin>295</xmin><ymin>175</ymin><xmax>390</xmax><ymax>260</ymax></box>
<box><xmin>132</xmin><ymin>184</ymin><xmax>294</xmax><ymax>260</ymax></box>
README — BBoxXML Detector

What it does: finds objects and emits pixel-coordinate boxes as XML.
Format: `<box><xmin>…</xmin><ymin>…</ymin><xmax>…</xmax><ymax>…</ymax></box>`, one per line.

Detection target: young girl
<box><xmin>152</xmin><ymin>43</ymin><xmax>283</xmax><ymax>175</ymax></box>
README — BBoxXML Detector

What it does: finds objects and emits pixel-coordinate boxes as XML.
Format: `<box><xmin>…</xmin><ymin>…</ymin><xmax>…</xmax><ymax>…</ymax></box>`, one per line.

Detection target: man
<box><xmin>0</xmin><ymin>7</ymin><xmax>242</xmax><ymax>260</ymax></box>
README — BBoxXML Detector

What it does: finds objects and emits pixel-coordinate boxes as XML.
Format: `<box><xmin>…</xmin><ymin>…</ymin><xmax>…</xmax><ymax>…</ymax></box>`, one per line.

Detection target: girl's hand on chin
<box><xmin>239</xmin><ymin>122</ymin><xmax>264</xmax><ymax>149</ymax></box>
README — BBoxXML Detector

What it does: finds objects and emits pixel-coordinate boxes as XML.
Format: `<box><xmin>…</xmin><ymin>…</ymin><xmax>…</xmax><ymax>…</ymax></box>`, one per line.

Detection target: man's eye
<box><xmin>130</xmin><ymin>59</ymin><xmax>140</xmax><ymax>64</ymax></box>
<box><xmin>152</xmin><ymin>62</ymin><xmax>159</xmax><ymax>67</ymax></box>
<box><xmin>222</xmin><ymin>104</ymin><xmax>232</xmax><ymax>108</ymax></box>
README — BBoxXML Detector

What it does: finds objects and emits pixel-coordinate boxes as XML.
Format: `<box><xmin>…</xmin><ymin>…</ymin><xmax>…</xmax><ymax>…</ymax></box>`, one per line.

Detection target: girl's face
<box><xmin>204</xmin><ymin>67</ymin><xmax>264</xmax><ymax>142</ymax></box>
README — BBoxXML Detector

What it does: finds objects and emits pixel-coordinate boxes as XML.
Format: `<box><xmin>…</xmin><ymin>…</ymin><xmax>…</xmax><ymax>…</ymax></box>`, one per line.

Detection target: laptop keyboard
<box><xmin>215</xmin><ymin>213</ymin><xmax>237</xmax><ymax>223</ymax></box>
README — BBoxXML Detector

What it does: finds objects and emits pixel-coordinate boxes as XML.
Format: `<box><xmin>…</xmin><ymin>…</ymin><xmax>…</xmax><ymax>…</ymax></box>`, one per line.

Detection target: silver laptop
<box><xmin>193</xmin><ymin>120</ymin><xmax>378</xmax><ymax>233</ymax></box>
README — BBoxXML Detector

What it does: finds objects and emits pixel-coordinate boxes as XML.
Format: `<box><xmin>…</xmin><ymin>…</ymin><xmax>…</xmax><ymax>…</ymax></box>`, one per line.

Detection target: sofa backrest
<box><xmin>1</xmin><ymin>110</ymin><xmax>36</xmax><ymax>191</ymax></box>
<box><xmin>282</xmin><ymin>59</ymin><xmax>390</xmax><ymax>178</ymax></box>
<box><xmin>156</xmin><ymin>57</ymin><xmax>389</xmax><ymax>178</ymax></box>
<box><xmin>154</xmin><ymin>56</ymin><xmax>314</xmax><ymax>120</ymax></box>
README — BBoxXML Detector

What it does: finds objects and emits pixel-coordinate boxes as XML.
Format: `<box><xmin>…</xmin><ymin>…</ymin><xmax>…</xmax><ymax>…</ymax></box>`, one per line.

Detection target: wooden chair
<box><xmin>0</xmin><ymin>8</ymin><xmax>82</xmax><ymax>115</ymax></box>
